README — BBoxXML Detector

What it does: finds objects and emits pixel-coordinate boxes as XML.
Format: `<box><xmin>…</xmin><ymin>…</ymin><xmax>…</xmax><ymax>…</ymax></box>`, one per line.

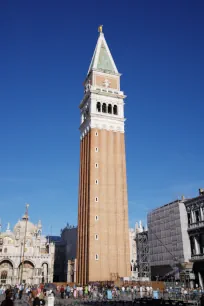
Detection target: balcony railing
<box><xmin>190</xmin><ymin>253</ymin><xmax>204</xmax><ymax>261</ymax></box>
<box><xmin>188</xmin><ymin>220</ymin><xmax>204</xmax><ymax>230</ymax></box>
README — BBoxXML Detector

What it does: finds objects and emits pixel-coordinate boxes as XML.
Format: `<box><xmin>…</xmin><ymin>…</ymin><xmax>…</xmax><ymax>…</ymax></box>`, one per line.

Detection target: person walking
<box><xmin>66</xmin><ymin>285</ymin><xmax>70</xmax><ymax>299</ymax></box>
<box><xmin>32</xmin><ymin>291</ymin><xmax>41</xmax><ymax>306</ymax></box>
<box><xmin>19</xmin><ymin>284</ymin><xmax>24</xmax><ymax>300</ymax></box>
<box><xmin>60</xmin><ymin>286</ymin><xmax>64</xmax><ymax>299</ymax></box>
<box><xmin>1</xmin><ymin>289</ymin><xmax>14</xmax><ymax>306</ymax></box>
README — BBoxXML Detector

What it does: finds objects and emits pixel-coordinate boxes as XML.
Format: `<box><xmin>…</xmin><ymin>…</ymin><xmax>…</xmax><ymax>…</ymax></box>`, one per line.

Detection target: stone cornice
<box><xmin>79</xmin><ymin>86</ymin><xmax>126</xmax><ymax>109</ymax></box>
<box><xmin>79</xmin><ymin>115</ymin><xmax>125</xmax><ymax>139</ymax></box>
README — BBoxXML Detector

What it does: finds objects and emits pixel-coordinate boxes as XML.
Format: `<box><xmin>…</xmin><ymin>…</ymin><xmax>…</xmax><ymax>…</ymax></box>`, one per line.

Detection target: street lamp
<box><xmin>20</xmin><ymin>203</ymin><xmax>29</xmax><ymax>284</ymax></box>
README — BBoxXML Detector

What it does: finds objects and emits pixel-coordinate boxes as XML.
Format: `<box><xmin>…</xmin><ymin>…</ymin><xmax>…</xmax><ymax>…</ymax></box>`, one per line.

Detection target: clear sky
<box><xmin>0</xmin><ymin>0</ymin><xmax>204</xmax><ymax>235</ymax></box>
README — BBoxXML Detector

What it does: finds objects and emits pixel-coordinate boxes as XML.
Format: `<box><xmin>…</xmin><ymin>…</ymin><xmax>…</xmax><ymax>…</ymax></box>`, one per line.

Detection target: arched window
<box><xmin>102</xmin><ymin>103</ymin><xmax>107</xmax><ymax>113</ymax></box>
<box><xmin>4</xmin><ymin>248</ymin><xmax>7</xmax><ymax>253</ymax></box>
<box><xmin>113</xmin><ymin>105</ymin><xmax>118</xmax><ymax>115</ymax></box>
<box><xmin>1</xmin><ymin>271</ymin><xmax>7</xmax><ymax>283</ymax></box>
<box><xmin>96</xmin><ymin>102</ymin><xmax>101</xmax><ymax>112</ymax></box>
<box><xmin>108</xmin><ymin>104</ymin><xmax>112</xmax><ymax>114</ymax></box>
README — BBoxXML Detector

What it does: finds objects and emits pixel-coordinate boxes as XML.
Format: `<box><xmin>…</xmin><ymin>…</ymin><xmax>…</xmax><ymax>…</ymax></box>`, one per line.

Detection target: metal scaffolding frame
<box><xmin>136</xmin><ymin>230</ymin><xmax>150</xmax><ymax>279</ymax></box>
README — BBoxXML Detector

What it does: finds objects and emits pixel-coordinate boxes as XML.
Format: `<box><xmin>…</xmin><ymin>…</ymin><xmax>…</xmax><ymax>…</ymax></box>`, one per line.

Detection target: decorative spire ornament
<box><xmin>98</xmin><ymin>25</ymin><xmax>103</xmax><ymax>33</ymax></box>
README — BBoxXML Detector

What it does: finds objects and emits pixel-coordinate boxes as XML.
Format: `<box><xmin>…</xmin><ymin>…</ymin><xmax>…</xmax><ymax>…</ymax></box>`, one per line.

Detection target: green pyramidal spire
<box><xmin>87</xmin><ymin>30</ymin><xmax>118</xmax><ymax>75</ymax></box>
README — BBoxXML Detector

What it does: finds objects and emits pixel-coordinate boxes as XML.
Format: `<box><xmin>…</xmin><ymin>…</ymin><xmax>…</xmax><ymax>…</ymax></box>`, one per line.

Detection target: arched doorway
<box><xmin>0</xmin><ymin>260</ymin><xmax>13</xmax><ymax>284</ymax></box>
<box><xmin>42</xmin><ymin>263</ymin><xmax>48</xmax><ymax>284</ymax></box>
<box><xmin>19</xmin><ymin>261</ymin><xmax>34</xmax><ymax>284</ymax></box>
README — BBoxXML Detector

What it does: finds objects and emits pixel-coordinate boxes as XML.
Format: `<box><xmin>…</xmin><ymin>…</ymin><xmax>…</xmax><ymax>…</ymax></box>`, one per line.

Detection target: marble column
<box><xmin>43</xmin><ymin>264</ymin><xmax>48</xmax><ymax>283</ymax></box>
<box><xmin>191</xmin><ymin>211</ymin><xmax>195</xmax><ymax>223</ymax></box>
<box><xmin>190</xmin><ymin>281</ymin><xmax>194</xmax><ymax>289</ymax></box>
<box><xmin>194</xmin><ymin>236</ymin><xmax>200</xmax><ymax>255</ymax></box>
<box><xmin>200</xmin><ymin>207</ymin><xmax>204</xmax><ymax>221</ymax></box>
<box><xmin>198</xmin><ymin>272</ymin><xmax>204</xmax><ymax>289</ymax></box>
<box><xmin>13</xmin><ymin>269</ymin><xmax>18</xmax><ymax>285</ymax></box>
<box><xmin>74</xmin><ymin>259</ymin><xmax>77</xmax><ymax>283</ymax></box>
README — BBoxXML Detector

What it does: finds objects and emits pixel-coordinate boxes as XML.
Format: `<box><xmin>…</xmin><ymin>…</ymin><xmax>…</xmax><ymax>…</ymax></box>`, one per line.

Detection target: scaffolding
<box><xmin>136</xmin><ymin>230</ymin><xmax>150</xmax><ymax>280</ymax></box>
<box><xmin>147</xmin><ymin>200</ymin><xmax>189</xmax><ymax>280</ymax></box>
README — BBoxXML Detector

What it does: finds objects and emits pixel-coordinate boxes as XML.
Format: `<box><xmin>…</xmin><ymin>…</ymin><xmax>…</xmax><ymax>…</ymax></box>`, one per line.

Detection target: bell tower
<box><xmin>77</xmin><ymin>27</ymin><xmax>130</xmax><ymax>284</ymax></box>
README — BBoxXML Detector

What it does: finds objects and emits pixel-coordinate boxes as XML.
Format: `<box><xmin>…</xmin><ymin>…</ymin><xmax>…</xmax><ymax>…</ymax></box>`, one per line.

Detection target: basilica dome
<box><xmin>13</xmin><ymin>215</ymin><xmax>37</xmax><ymax>237</ymax></box>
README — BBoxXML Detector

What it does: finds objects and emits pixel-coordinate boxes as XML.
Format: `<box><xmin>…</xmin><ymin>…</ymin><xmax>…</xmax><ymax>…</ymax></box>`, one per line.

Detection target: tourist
<box><xmin>13</xmin><ymin>286</ymin><xmax>18</xmax><ymax>300</ymax></box>
<box><xmin>88</xmin><ymin>284</ymin><xmax>91</xmax><ymax>297</ymax></box>
<box><xmin>32</xmin><ymin>291</ymin><xmax>41</xmax><ymax>306</ymax></box>
<box><xmin>65</xmin><ymin>284</ymin><xmax>70</xmax><ymax>299</ymax></box>
<box><xmin>78</xmin><ymin>285</ymin><xmax>83</xmax><ymax>298</ymax></box>
<box><xmin>1</xmin><ymin>289</ymin><xmax>14</xmax><ymax>306</ymax></box>
<box><xmin>60</xmin><ymin>285</ymin><xmax>64</xmax><ymax>299</ymax></box>
<box><xmin>18</xmin><ymin>284</ymin><xmax>24</xmax><ymax>300</ymax></box>
<box><xmin>73</xmin><ymin>287</ymin><xmax>77</xmax><ymax>299</ymax></box>
<box><xmin>84</xmin><ymin>285</ymin><xmax>88</xmax><ymax>298</ymax></box>
<box><xmin>121</xmin><ymin>285</ymin><xmax>125</xmax><ymax>296</ymax></box>
<box><xmin>37</xmin><ymin>286</ymin><xmax>41</xmax><ymax>295</ymax></box>
<box><xmin>39</xmin><ymin>291</ymin><xmax>45</xmax><ymax>305</ymax></box>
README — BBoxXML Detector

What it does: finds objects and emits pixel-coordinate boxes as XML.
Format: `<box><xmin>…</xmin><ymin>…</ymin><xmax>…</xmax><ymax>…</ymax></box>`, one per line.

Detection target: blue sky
<box><xmin>0</xmin><ymin>0</ymin><xmax>204</xmax><ymax>235</ymax></box>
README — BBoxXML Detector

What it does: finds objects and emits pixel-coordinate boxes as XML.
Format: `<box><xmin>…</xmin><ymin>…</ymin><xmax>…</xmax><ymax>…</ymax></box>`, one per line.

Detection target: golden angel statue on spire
<box><xmin>98</xmin><ymin>25</ymin><xmax>103</xmax><ymax>33</ymax></box>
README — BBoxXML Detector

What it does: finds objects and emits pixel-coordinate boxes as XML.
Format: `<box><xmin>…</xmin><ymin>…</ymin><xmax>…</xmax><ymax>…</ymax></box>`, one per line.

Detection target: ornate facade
<box><xmin>77</xmin><ymin>27</ymin><xmax>130</xmax><ymax>284</ymax></box>
<box><xmin>185</xmin><ymin>189</ymin><xmax>204</xmax><ymax>288</ymax></box>
<box><xmin>0</xmin><ymin>211</ymin><xmax>55</xmax><ymax>285</ymax></box>
<box><xmin>49</xmin><ymin>224</ymin><xmax>77</xmax><ymax>283</ymax></box>
<box><xmin>129</xmin><ymin>221</ymin><xmax>150</xmax><ymax>281</ymax></box>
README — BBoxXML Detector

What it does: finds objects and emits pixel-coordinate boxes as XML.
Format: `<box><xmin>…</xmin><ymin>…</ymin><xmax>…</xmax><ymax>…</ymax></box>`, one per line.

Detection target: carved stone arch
<box><xmin>0</xmin><ymin>258</ymin><xmax>14</xmax><ymax>269</ymax></box>
<box><xmin>18</xmin><ymin>260</ymin><xmax>35</xmax><ymax>284</ymax></box>
<box><xmin>41</xmin><ymin>262</ymin><xmax>49</xmax><ymax>284</ymax></box>
<box><xmin>19</xmin><ymin>259</ymin><xmax>35</xmax><ymax>268</ymax></box>
<box><xmin>0</xmin><ymin>260</ymin><xmax>13</xmax><ymax>283</ymax></box>
<box><xmin>41</xmin><ymin>261</ymin><xmax>49</xmax><ymax>267</ymax></box>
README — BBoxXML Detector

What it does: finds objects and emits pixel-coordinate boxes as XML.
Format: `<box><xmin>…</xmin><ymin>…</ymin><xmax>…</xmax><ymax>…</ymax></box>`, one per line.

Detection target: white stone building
<box><xmin>0</xmin><ymin>211</ymin><xmax>55</xmax><ymax>285</ymax></box>
<box><xmin>129</xmin><ymin>221</ymin><xmax>145</xmax><ymax>280</ymax></box>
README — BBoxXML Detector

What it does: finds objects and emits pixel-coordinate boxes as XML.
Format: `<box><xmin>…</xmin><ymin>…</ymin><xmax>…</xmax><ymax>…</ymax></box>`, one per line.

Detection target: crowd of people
<box><xmin>57</xmin><ymin>284</ymin><xmax>154</xmax><ymax>299</ymax></box>
<box><xmin>0</xmin><ymin>283</ymin><xmax>155</xmax><ymax>303</ymax></box>
<box><xmin>0</xmin><ymin>283</ymin><xmax>204</xmax><ymax>305</ymax></box>
<box><xmin>0</xmin><ymin>284</ymin><xmax>55</xmax><ymax>306</ymax></box>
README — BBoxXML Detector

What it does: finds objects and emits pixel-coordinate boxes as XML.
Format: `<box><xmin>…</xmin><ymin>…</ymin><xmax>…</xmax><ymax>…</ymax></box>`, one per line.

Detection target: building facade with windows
<box><xmin>77</xmin><ymin>27</ymin><xmax>130</xmax><ymax>284</ymax></box>
<box><xmin>129</xmin><ymin>221</ymin><xmax>148</xmax><ymax>280</ymax></box>
<box><xmin>49</xmin><ymin>224</ymin><xmax>77</xmax><ymax>283</ymax></box>
<box><xmin>147</xmin><ymin>199</ymin><xmax>191</xmax><ymax>281</ymax></box>
<box><xmin>136</xmin><ymin>228</ymin><xmax>150</xmax><ymax>281</ymax></box>
<box><xmin>0</xmin><ymin>211</ymin><xmax>55</xmax><ymax>285</ymax></box>
<box><xmin>147</xmin><ymin>191</ymin><xmax>204</xmax><ymax>289</ymax></box>
<box><xmin>185</xmin><ymin>189</ymin><xmax>204</xmax><ymax>288</ymax></box>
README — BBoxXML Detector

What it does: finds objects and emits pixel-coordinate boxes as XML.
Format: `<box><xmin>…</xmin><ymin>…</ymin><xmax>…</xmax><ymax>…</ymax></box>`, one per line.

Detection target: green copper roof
<box><xmin>87</xmin><ymin>33</ymin><xmax>118</xmax><ymax>75</ymax></box>
<box><xmin>97</xmin><ymin>43</ymin><xmax>115</xmax><ymax>72</ymax></box>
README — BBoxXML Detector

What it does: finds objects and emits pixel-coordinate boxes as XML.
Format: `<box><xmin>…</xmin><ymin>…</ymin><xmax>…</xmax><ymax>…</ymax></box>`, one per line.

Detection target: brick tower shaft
<box><xmin>77</xmin><ymin>27</ymin><xmax>130</xmax><ymax>284</ymax></box>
